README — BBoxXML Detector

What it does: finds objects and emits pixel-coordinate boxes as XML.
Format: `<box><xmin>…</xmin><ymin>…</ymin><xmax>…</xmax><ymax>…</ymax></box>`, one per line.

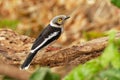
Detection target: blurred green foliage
<box><xmin>64</xmin><ymin>30</ymin><xmax>120</xmax><ymax>80</ymax></box>
<box><xmin>91</xmin><ymin>68</ymin><xmax>120</xmax><ymax>80</ymax></box>
<box><xmin>30</xmin><ymin>67</ymin><xmax>60</xmax><ymax>80</ymax></box>
<box><xmin>1</xmin><ymin>1</ymin><xmax>120</xmax><ymax>80</ymax></box>
<box><xmin>0</xmin><ymin>19</ymin><xmax>19</xmax><ymax>30</ymax></box>
<box><xmin>111</xmin><ymin>0</ymin><xmax>120</xmax><ymax>8</ymax></box>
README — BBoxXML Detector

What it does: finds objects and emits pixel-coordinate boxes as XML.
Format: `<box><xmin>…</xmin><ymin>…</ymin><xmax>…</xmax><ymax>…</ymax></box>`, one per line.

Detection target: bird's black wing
<box><xmin>31</xmin><ymin>24</ymin><xmax>62</xmax><ymax>51</ymax></box>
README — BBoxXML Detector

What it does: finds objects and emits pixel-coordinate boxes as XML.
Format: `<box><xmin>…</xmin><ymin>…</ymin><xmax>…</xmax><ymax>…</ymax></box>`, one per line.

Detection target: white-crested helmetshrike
<box><xmin>20</xmin><ymin>15</ymin><xmax>70</xmax><ymax>70</ymax></box>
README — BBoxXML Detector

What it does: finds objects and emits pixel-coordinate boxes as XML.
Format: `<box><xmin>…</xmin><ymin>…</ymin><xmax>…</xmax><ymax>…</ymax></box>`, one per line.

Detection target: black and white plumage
<box><xmin>20</xmin><ymin>15</ymin><xmax>70</xmax><ymax>70</ymax></box>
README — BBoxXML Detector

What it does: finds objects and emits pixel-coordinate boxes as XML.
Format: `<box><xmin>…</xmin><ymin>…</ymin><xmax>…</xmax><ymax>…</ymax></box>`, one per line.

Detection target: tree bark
<box><xmin>0</xmin><ymin>29</ymin><xmax>120</xmax><ymax>68</ymax></box>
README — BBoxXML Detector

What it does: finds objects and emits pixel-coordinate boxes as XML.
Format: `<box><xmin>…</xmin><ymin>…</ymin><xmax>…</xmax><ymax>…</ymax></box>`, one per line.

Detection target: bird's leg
<box><xmin>45</xmin><ymin>46</ymin><xmax>62</xmax><ymax>52</ymax></box>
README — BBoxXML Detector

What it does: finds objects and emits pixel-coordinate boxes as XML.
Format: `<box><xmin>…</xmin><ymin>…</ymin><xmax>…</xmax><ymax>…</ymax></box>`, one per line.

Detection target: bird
<box><xmin>20</xmin><ymin>15</ymin><xmax>70</xmax><ymax>70</ymax></box>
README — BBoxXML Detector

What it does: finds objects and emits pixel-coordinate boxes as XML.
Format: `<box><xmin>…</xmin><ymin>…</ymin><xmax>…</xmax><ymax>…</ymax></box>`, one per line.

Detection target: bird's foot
<box><xmin>45</xmin><ymin>46</ymin><xmax>61</xmax><ymax>52</ymax></box>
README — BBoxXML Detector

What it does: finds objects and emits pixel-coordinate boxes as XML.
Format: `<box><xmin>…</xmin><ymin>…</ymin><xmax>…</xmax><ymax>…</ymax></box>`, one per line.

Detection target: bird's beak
<box><xmin>65</xmin><ymin>16</ymin><xmax>70</xmax><ymax>20</ymax></box>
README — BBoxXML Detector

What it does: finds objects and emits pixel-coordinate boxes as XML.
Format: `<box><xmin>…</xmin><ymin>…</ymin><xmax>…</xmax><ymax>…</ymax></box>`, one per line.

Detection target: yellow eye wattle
<box><xmin>57</xmin><ymin>18</ymin><xmax>62</xmax><ymax>23</ymax></box>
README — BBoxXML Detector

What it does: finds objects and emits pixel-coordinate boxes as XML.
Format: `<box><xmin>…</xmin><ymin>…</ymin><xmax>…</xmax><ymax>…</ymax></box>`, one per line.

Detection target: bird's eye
<box><xmin>57</xmin><ymin>18</ymin><xmax>62</xmax><ymax>23</ymax></box>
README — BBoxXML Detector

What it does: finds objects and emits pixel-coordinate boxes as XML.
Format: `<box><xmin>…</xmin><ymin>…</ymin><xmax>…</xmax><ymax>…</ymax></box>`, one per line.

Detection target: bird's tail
<box><xmin>20</xmin><ymin>51</ymin><xmax>37</xmax><ymax>70</ymax></box>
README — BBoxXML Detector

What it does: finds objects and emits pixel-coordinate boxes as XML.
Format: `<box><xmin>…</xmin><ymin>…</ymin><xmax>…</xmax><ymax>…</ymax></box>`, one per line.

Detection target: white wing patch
<box><xmin>30</xmin><ymin>31</ymin><xmax>59</xmax><ymax>53</ymax></box>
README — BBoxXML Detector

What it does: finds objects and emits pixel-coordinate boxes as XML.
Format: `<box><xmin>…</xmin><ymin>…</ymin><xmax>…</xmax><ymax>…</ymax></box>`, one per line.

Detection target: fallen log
<box><xmin>0</xmin><ymin>29</ymin><xmax>120</xmax><ymax>68</ymax></box>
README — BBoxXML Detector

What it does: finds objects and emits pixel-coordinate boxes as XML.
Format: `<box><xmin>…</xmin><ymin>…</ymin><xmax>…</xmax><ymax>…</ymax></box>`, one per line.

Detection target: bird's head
<box><xmin>50</xmin><ymin>15</ymin><xmax>70</xmax><ymax>27</ymax></box>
